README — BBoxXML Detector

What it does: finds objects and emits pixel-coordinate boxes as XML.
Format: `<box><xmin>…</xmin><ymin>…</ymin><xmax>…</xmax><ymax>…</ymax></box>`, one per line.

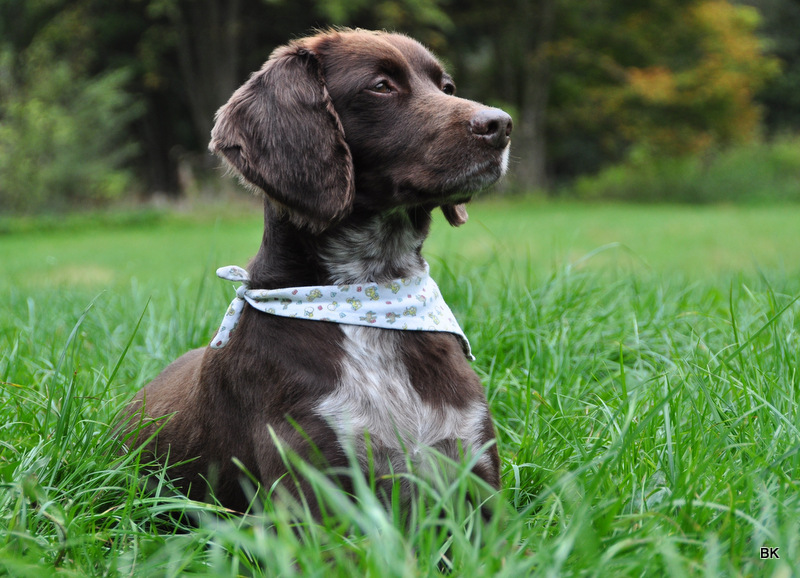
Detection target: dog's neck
<box><xmin>247</xmin><ymin>203</ymin><xmax>432</xmax><ymax>289</ymax></box>
<box><xmin>318</xmin><ymin>207</ymin><xmax>431</xmax><ymax>285</ymax></box>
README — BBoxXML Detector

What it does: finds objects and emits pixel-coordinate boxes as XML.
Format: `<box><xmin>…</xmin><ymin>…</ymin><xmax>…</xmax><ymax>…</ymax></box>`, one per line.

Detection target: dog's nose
<box><xmin>470</xmin><ymin>108</ymin><xmax>513</xmax><ymax>149</ymax></box>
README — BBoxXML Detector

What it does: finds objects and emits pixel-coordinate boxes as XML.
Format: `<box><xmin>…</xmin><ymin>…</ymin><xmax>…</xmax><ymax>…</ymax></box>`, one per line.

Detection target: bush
<box><xmin>0</xmin><ymin>52</ymin><xmax>142</xmax><ymax>213</ymax></box>
<box><xmin>567</xmin><ymin>137</ymin><xmax>800</xmax><ymax>203</ymax></box>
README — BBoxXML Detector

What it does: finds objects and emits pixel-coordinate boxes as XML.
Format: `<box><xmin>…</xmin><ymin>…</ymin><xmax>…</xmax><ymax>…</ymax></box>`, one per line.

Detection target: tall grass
<box><xmin>1</xmin><ymin>208</ymin><xmax>799</xmax><ymax>575</ymax></box>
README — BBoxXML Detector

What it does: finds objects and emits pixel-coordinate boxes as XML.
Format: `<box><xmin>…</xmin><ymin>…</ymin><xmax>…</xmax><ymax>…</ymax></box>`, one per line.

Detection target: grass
<box><xmin>1</xmin><ymin>198</ymin><xmax>799</xmax><ymax>576</ymax></box>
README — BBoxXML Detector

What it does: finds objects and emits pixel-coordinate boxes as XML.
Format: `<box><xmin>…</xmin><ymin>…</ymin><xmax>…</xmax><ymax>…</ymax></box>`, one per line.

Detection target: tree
<box><xmin>599</xmin><ymin>1</ymin><xmax>779</xmax><ymax>155</ymax></box>
<box><xmin>448</xmin><ymin>0</ymin><xmax>555</xmax><ymax>190</ymax></box>
<box><xmin>0</xmin><ymin>0</ymin><xmax>787</xmax><ymax>203</ymax></box>
<box><xmin>744</xmin><ymin>0</ymin><xmax>800</xmax><ymax>134</ymax></box>
<box><xmin>0</xmin><ymin>0</ymin><xmax>142</xmax><ymax>212</ymax></box>
<box><xmin>449</xmin><ymin>0</ymin><xmax>778</xmax><ymax>189</ymax></box>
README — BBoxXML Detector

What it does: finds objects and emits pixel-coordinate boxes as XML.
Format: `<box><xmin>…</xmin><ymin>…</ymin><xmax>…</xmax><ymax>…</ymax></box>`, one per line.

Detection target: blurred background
<box><xmin>0</xmin><ymin>0</ymin><xmax>798</xmax><ymax>214</ymax></box>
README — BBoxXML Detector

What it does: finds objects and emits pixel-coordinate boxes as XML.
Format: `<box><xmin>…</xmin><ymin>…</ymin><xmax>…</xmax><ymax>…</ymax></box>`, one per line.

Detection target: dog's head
<box><xmin>210</xmin><ymin>29</ymin><xmax>512</xmax><ymax>232</ymax></box>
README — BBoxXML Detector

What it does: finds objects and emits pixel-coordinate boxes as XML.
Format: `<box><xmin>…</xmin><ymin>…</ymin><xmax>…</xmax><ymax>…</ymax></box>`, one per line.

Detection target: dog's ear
<box><xmin>209</xmin><ymin>43</ymin><xmax>354</xmax><ymax>232</ymax></box>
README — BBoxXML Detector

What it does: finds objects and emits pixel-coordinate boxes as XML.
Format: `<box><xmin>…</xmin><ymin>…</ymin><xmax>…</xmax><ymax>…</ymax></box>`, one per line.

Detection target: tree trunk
<box><xmin>172</xmin><ymin>0</ymin><xmax>242</xmax><ymax>148</ymax></box>
<box><xmin>503</xmin><ymin>0</ymin><xmax>555</xmax><ymax>191</ymax></box>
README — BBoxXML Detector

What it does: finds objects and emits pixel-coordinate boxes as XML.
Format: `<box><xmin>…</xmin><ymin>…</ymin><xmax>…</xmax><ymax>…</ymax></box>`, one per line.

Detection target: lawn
<box><xmin>3</xmin><ymin>200</ymin><xmax>799</xmax><ymax>287</ymax></box>
<box><xmin>1</xmin><ymin>198</ymin><xmax>799</xmax><ymax>576</ymax></box>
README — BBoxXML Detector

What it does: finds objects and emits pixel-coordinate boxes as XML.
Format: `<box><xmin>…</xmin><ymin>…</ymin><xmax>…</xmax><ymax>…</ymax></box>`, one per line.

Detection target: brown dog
<box><xmin>124</xmin><ymin>29</ymin><xmax>512</xmax><ymax>514</ymax></box>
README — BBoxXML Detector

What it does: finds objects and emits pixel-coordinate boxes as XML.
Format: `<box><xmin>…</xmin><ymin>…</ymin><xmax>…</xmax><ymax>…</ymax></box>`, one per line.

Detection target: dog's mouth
<box><xmin>438</xmin><ymin>147</ymin><xmax>510</xmax><ymax>227</ymax></box>
<box><xmin>444</xmin><ymin>147</ymin><xmax>510</xmax><ymax>193</ymax></box>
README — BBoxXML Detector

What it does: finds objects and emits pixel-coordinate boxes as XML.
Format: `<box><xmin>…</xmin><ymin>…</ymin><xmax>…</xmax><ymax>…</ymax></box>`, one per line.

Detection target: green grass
<box><xmin>1</xmin><ymin>198</ymin><xmax>799</xmax><ymax>576</ymax></box>
<box><xmin>3</xmin><ymin>200</ymin><xmax>800</xmax><ymax>289</ymax></box>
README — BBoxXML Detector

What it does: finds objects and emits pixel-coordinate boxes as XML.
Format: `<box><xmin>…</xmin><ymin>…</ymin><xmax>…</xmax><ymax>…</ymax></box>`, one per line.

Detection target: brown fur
<box><xmin>123</xmin><ymin>29</ymin><xmax>512</xmax><ymax>515</ymax></box>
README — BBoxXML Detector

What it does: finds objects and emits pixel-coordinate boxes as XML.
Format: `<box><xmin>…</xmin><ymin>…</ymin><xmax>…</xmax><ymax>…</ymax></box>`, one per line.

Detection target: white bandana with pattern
<box><xmin>210</xmin><ymin>264</ymin><xmax>474</xmax><ymax>360</ymax></box>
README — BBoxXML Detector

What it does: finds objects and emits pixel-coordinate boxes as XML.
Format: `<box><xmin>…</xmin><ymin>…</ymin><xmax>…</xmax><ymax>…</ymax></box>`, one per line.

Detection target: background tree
<box><xmin>0</xmin><ymin>0</ymin><xmax>793</xmax><ymax>210</ymax></box>
<box><xmin>0</xmin><ymin>0</ymin><xmax>142</xmax><ymax>211</ymax></box>
<box><xmin>744</xmin><ymin>0</ymin><xmax>800</xmax><ymax>134</ymax></box>
<box><xmin>448</xmin><ymin>0</ymin><xmax>555</xmax><ymax>189</ymax></box>
<box><xmin>449</xmin><ymin>0</ymin><xmax>778</xmax><ymax>187</ymax></box>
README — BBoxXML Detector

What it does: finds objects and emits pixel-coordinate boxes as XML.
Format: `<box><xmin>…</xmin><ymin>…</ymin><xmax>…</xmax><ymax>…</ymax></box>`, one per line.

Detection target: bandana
<box><xmin>210</xmin><ymin>264</ymin><xmax>474</xmax><ymax>360</ymax></box>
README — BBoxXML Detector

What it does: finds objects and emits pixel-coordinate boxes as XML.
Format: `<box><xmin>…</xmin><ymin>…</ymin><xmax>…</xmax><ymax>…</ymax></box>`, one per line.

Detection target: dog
<box><xmin>124</xmin><ymin>29</ymin><xmax>512</xmax><ymax>515</ymax></box>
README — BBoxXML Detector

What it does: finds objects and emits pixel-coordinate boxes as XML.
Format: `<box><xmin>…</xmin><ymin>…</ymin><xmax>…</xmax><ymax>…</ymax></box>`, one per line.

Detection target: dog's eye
<box><xmin>442</xmin><ymin>83</ymin><xmax>456</xmax><ymax>96</ymax></box>
<box><xmin>370</xmin><ymin>81</ymin><xmax>393</xmax><ymax>94</ymax></box>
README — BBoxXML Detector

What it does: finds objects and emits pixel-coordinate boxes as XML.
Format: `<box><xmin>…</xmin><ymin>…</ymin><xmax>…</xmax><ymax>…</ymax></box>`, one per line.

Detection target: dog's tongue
<box><xmin>441</xmin><ymin>204</ymin><xmax>468</xmax><ymax>227</ymax></box>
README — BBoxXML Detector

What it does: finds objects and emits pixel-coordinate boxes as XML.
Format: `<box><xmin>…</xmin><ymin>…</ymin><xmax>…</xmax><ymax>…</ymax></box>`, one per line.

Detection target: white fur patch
<box><xmin>315</xmin><ymin>325</ymin><xmax>490</xmax><ymax>475</ymax></box>
<box><xmin>500</xmin><ymin>145</ymin><xmax>510</xmax><ymax>175</ymax></box>
<box><xmin>319</xmin><ymin>212</ymin><xmax>426</xmax><ymax>285</ymax></box>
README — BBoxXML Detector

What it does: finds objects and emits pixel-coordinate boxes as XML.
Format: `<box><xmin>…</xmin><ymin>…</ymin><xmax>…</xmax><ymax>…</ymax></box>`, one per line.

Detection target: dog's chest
<box><xmin>314</xmin><ymin>325</ymin><xmax>486</xmax><ymax>462</ymax></box>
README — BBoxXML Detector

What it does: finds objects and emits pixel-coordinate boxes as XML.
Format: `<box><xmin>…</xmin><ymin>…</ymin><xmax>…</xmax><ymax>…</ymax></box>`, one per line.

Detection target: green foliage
<box><xmin>314</xmin><ymin>0</ymin><xmax>452</xmax><ymax>41</ymax></box>
<box><xmin>2</xmin><ymin>0</ymin><xmax>799</xmax><ymax>200</ymax></box>
<box><xmin>0</xmin><ymin>50</ymin><xmax>142</xmax><ymax>213</ymax></box>
<box><xmin>567</xmin><ymin>136</ymin><xmax>800</xmax><ymax>203</ymax></box>
<box><xmin>1</xmin><ymin>202</ymin><xmax>799</xmax><ymax>574</ymax></box>
<box><xmin>543</xmin><ymin>0</ymin><xmax>780</xmax><ymax>180</ymax></box>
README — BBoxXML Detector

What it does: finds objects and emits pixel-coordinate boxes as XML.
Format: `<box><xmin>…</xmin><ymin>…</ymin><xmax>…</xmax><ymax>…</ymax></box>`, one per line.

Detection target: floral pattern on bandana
<box><xmin>210</xmin><ymin>264</ymin><xmax>474</xmax><ymax>360</ymax></box>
